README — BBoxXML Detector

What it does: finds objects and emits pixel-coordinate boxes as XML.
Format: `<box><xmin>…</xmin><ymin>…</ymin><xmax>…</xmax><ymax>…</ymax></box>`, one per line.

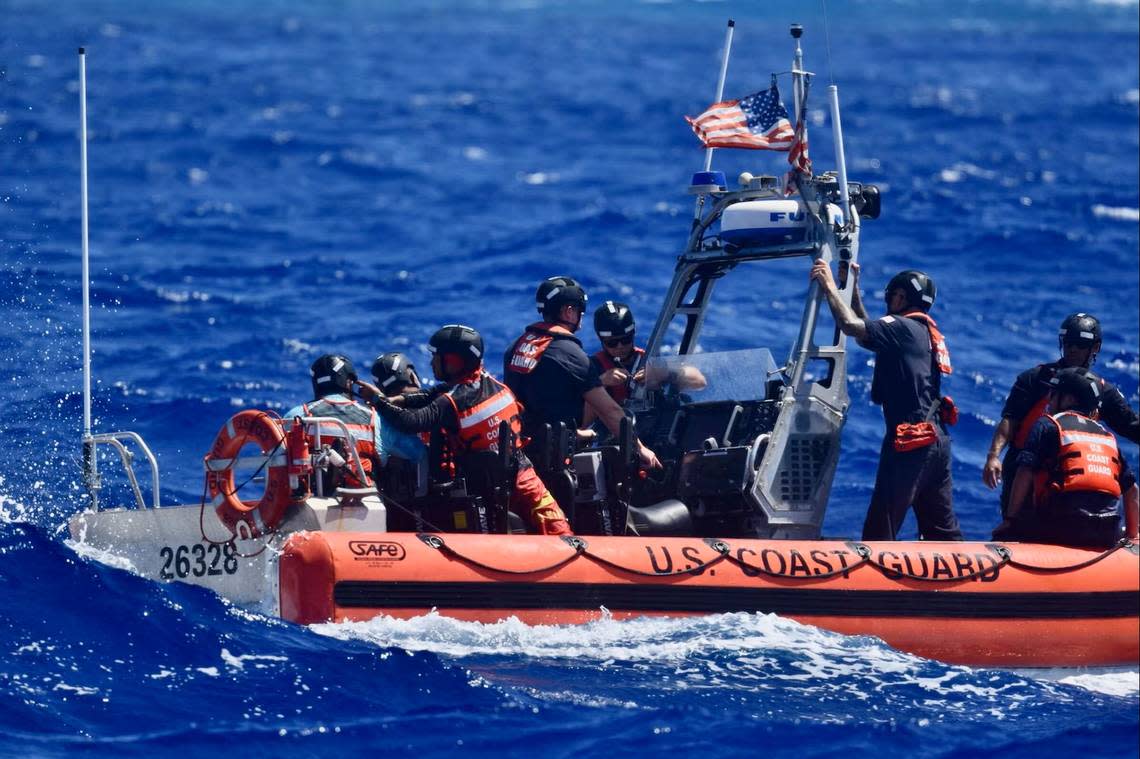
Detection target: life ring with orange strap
<box><xmin>204</xmin><ymin>409</ymin><xmax>291</xmax><ymax>538</ymax></box>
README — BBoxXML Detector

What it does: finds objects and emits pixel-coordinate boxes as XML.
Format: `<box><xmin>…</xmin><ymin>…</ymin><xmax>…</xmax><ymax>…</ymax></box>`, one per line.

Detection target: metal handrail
<box><xmin>86</xmin><ymin>431</ymin><xmax>161</xmax><ymax>510</ymax></box>
<box><xmin>293</xmin><ymin>415</ymin><xmax>371</xmax><ymax>496</ymax></box>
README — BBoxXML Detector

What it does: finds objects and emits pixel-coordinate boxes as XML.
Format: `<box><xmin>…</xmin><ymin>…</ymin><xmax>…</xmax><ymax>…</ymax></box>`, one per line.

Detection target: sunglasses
<box><xmin>602</xmin><ymin>335</ymin><xmax>634</xmax><ymax>348</ymax></box>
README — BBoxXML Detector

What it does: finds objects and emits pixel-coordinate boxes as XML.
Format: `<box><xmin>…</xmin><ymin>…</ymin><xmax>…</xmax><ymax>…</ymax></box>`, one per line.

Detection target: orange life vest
<box><xmin>902</xmin><ymin>311</ymin><xmax>952</xmax><ymax>375</ymax></box>
<box><xmin>506</xmin><ymin>322</ymin><xmax>573</xmax><ymax>375</ymax></box>
<box><xmin>1013</xmin><ymin>391</ymin><xmax>1053</xmax><ymax>450</ymax></box>
<box><xmin>300</xmin><ymin>396</ymin><xmax>378</xmax><ymax>486</ymax></box>
<box><xmin>442</xmin><ymin>372</ymin><xmax>524</xmax><ymax>454</ymax></box>
<box><xmin>592</xmin><ymin>346</ymin><xmax>645</xmax><ymax>404</ymax></box>
<box><xmin>1034</xmin><ymin>411</ymin><xmax>1122</xmax><ymax>503</ymax></box>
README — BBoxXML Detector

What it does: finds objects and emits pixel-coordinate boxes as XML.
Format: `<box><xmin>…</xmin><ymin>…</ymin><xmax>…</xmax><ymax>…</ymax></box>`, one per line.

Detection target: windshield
<box><xmin>642</xmin><ymin>348</ymin><xmax>779</xmax><ymax>403</ymax></box>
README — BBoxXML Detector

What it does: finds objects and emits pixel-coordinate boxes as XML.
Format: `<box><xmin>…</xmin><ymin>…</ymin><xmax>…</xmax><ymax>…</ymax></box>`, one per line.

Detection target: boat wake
<box><xmin>313</xmin><ymin>610</ymin><xmax>1140</xmax><ymax>714</ymax></box>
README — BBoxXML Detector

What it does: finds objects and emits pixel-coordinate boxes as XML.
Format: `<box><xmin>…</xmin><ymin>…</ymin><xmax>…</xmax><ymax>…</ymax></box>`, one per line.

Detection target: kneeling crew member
<box><xmin>983</xmin><ymin>312</ymin><xmax>1140</xmax><ymax>516</ymax></box>
<box><xmin>995</xmin><ymin>367</ymin><xmax>1139</xmax><ymax>547</ymax></box>
<box><xmin>811</xmin><ymin>262</ymin><xmax>963</xmax><ymax>541</ymax></box>
<box><xmin>368</xmin><ymin>324</ymin><xmax>572</xmax><ymax>536</ymax></box>
<box><xmin>504</xmin><ymin>276</ymin><xmax>661</xmax><ymax>469</ymax></box>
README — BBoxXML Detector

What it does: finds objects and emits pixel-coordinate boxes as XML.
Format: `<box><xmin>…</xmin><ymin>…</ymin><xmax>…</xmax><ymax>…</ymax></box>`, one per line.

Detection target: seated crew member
<box><xmin>811</xmin><ymin>262</ymin><xmax>963</xmax><ymax>541</ymax></box>
<box><xmin>983</xmin><ymin>312</ymin><xmax>1140</xmax><ymax>516</ymax></box>
<box><xmin>582</xmin><ymin>301</ymin><xmax>706</xmax><ymax>429</ymax></box>
<box><xmin>364</xmin><ymin>324</ymin><xmax>573</xmax><ymax>536</ymax></box>
<box><xmin>994</xmin><ymin>367</ymin><xmax>1140</xmax><ymax>548</ymax></box>
<box><xmin>284</xmin><ymin>354</ymin><xmax>387</xmax><ymax>491</ymax></box>
<box><xmin>503</xmin><ymin>277</ymin><xmax>662</xmax><ymax>470</ymax></box>
<box><xmin>369</xmin><ymin>352</ymin><xmax>423</xmax><ymax>400</ymax></box>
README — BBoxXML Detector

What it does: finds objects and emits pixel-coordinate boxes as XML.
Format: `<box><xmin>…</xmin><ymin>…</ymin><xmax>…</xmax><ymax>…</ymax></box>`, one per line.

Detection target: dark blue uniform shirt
<box><xmin>861</xmin><ymin>314</ymin><xmax>941</xmax><ymax>431</ymax></box>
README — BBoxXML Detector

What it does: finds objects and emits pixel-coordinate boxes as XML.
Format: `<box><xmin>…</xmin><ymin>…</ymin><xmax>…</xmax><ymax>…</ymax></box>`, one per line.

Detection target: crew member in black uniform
<box><xmin>503</xmin><ymin>277</ymin><xmax>661</xmax><ymax>471</ymax></box>
<box><xmin>811</xmin><ymin>262</ymin><xmax>963</xmax><ymax>541</ymax></box>
<box><xmin>364</xmin><ymin>324</ymin><xmax>572</xmax><ymax>536</ymax></box>
<box><xmin>994</xmin><ymin>367</ymin><xmax>1139</xmax><ymax>547</ymax></box>
<box><xmin>983</xmin><ymin>312</ymin><xmax>1140</xmax><ymax>516</ymax></box>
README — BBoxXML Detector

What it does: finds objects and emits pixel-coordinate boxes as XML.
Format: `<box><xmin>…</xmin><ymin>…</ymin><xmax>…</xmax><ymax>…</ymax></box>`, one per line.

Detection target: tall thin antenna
<box><xmin>821</xmin><ymin>0</ymin><xmax>836</xmax><ymax>86</ymax></box>
<box><xmin>79</xmin><ymin>47</ymin><xmax>99</xmax><ymax>508</ymax></box>
<box><xmin>702</xmin><ymin>19</ymin><xmax>735</xmax><ymax>173</ymax></box>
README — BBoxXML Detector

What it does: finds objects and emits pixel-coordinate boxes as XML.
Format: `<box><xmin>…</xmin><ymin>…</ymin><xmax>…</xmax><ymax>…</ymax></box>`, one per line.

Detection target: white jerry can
<box><xmin>719</xmin><ymin>199</ymin><xmax>809</xmax><ymax>247</ymax></box>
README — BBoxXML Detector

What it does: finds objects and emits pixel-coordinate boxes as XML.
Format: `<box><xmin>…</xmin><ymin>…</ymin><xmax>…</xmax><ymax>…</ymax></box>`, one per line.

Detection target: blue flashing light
<box><xmin>690</xmin><ymin>171</ymin><xmax>727</xmax><ymax>190</ymax></box>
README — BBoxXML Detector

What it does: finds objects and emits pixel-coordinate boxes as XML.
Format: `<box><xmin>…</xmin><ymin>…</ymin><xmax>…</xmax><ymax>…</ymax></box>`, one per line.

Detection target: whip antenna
<box><xmin>692</xmin><ymin>19</ymin><xmax>735</xmax><ymax>222</ymax></box>
<box><xmin>78</xmin><ymin>47</ymin><xmax>100</xmax><ymax>507</ymax></box>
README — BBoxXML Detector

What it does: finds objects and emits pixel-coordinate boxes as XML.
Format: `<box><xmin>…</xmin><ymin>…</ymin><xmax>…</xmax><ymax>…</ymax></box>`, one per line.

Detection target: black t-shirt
<box><xmin>1002</xmin><ymin>361</ymin><xmax>1140</xmax><ymax>446</ymax></box>
<box><xmin>861</xmin><ymin>314</ymin><xmax>941</xmax><ymax>430</ymax></box>
<box><xmin>503</xmin><ymin>324</ymin><xmax>601</xmax><ymax>436</ymax></box>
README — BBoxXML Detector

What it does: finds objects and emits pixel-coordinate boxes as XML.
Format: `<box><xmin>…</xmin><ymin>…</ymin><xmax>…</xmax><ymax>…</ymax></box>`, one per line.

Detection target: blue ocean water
<box><xmin>2</xmin><ymin>0</ymin><xmax>1138</xmax><ymax>754</ymax></box>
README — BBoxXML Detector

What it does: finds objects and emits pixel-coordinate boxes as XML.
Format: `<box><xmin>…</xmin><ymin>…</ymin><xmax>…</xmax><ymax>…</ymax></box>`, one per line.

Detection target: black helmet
<box><xmin>1058</xmin><ymin>313</ymin><xmax>1102</xmax><ymax>354</ymax></box>
<box><xmin>428</xmin><ymin>324</ymin><xmax>484</xmax><ymax>380</ymax></box>
<box><xmin>1050</xmin><ymin>367</ymin><xmax>1100</xmax><ymax>415</ymax></box>
<box><xmin>886</xmin><ymin>270</ymin><xmax>937</xmax><ymax>312</ymax></box>
<box><xmin>371</xmin><ymin>352</ymin><xmax>418</xmax><ymax>395</ymax></box>
<box><xmin>594</xmin><ymin>301</ymin><xmax>636</xmax><ymax>338</ymax></box>
<box><xmin>536</xmin><ymin>276</ymin><xmax>588</xmax><ymax>320</ymax></box>
<box><xmin>310</xmin><ymin>354</ymin><xmax>357</xmax><ymax>397</ymax></box>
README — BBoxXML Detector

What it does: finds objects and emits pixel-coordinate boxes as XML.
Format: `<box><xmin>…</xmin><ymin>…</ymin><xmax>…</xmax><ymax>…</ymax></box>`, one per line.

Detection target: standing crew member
<box><xmin>503</xmin><ymin>277</ymin><xmax>662</xmax><ymax>470</ymax></box>
<box><xmin>810</xmin><ymin>263</ymin><xmax>963</xmax><ymax>541</ymax></box>
<box><xmin>994</xmin><ymin>367</ymin><xmax>1139</xmax><ymax>547</ymax></box>
<box><xmin>983</xmin><ymin>313</ymin><xmax>1139</xmax><ymax>516</ymax></box>
<box><xmin>366</xmin><ymin>324</ymin><xmax>572</xmax><ymax>536</ymax></box>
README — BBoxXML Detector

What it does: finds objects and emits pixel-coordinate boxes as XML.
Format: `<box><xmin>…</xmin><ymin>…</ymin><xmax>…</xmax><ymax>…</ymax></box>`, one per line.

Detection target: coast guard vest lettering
<box><xmin>1034</xmin><ymin>411</ymin><xmax>1122</xmax><ymax>502</ymax></box>
<box><xmin>506</xmin><ymin>322</ymin><xmax>572</xmax><ymax>375</ymax></box>
<box><xmin>443</xmin><ymin>372</ymin><xmax>524</xmax><ymax>454</ymax></box>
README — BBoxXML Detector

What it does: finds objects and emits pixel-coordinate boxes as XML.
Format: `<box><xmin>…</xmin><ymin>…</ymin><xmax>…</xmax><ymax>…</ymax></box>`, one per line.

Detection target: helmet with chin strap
<box><xmin>310</xmin><ymin>354</ymin><xmax>357</xmax><ymax>398</ymax></box>
<box><xmin>536</xmin><ymin>276</ymin><xmax>588</xmax><ymax>321</ymax></box>
<box><xmin>1050</xmin><ymin>366</ymin><xmax>1101</xmax><ymax>415</ymax></box>
<box><xmin>428</xmin><ymin>324</ymin><xmax>484</xmax><ymax>381</ymax></box>
<box><xmin>1058</xmin><ymin>313</ymin><xmax>1102</xmax><ymax>366</ymax></box>
<box><xmin>594</xmin><ymin>301</ymin><xmax>636</xmax><ymax>338</ymax></box>
<box><xmin>886</xmin><ymin>270</ymin><xmax>937</xmax><ymax>312</ymax></box>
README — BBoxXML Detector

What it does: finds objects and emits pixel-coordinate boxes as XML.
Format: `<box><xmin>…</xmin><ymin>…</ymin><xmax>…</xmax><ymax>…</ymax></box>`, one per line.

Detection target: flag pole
<box><xmin>692</xmin><ymin>19</ymin><xmax>735</xmax><ymax>223</ymax></box>
<box><xmin>703</xmin><ymin>19</ymin><xmax>735</xmax><ymax>173</ymax></box>
<box><xmin>79</xmin><ymin>47</ymin><xmax>100</xmax><ymax>509</ymax></box>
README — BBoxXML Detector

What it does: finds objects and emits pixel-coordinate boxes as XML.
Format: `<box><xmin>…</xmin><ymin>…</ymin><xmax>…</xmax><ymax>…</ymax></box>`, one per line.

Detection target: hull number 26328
<box><xmin>159</xmin><ymin>542</ymin><xmax>239</xmax><ymax>580</ymax></box>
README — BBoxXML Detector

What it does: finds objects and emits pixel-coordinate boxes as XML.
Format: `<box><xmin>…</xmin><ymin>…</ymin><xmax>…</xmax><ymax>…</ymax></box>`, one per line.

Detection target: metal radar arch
<box><xmin>634</xmin><ymin>23</ymin><xmax>881</xmax><ymax>539</ymax></box>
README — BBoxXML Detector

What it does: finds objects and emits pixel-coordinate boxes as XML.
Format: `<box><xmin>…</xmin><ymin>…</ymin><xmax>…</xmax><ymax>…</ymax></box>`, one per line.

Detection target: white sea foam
<box><xmin>1091</xmin><ymin>204</ymin><xmax>1140</xmax><ymax>222</ymax></box>
<box><xmin>1023</xmin><ymin>667</ymin><xmax>1140</xmax><ymax>697</ymax></box>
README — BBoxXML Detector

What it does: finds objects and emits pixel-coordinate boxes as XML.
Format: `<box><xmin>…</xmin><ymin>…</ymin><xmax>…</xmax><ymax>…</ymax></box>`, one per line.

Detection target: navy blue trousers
<box><xmin>863</xmin><ymin>433</ymin><xmax>962</xmax><ymax>541</ymax></box>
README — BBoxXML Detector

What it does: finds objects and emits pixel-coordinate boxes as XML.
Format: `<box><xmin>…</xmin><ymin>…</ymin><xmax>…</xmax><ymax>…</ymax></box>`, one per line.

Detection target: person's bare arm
<box><xmin>583</xmin><ymin>386</ymin><xmax>661</xmax><ymax>468</ymax></box>
<box><xmin>810</xmin><ymin>260</ymin><xmax>867</xmax><ymax>341</ymax></box>
<box><xmin>850</xmin><ymin>262</ymin><xmax>869</xmax><ymax>321</ymax></box>
<box><xmin>983</xmin><ymin>418</ymin><xmax>1013</xmax><ymax>489</ymax></box>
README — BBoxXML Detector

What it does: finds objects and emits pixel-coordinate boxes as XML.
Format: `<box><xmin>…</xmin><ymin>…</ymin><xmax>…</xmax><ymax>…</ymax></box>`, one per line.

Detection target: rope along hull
<box><xmin>280</xmin><ymin>532</ymin><xmax>1140</xmax><ymax>667</ymax></box>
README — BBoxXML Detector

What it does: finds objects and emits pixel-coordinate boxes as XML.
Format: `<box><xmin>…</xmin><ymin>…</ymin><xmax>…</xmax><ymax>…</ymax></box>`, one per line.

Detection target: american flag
<box><xmin>784</xmin><ymin>115</ymin><xmax>812</xmax><ymax>194</ymax></box>
<box><xmin>685</xmin><ymin>84</ymin><xmax>794</xmax><ymax>150</ymax></box>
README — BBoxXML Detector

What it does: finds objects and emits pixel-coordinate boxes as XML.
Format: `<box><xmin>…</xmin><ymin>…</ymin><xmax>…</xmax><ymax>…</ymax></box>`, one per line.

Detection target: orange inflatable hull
<box><xmin>279</xmin><ymin>532</ymin><xmax>1140</xmax><ymax>667</ymax></box>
